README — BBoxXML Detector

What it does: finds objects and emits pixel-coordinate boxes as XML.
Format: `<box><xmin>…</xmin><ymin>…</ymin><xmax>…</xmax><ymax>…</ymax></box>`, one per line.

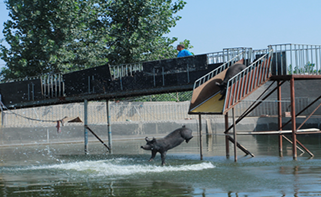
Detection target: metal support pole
<box><xmin>85</xmin><ymin>125</ymin><xmax>111</xmax><ymax>152</ymax></box>
<box><xmin>224</xmin><ymin>113</ymin><xmax>230</xmax><ymax>158</ymax></box>
<box><xmin>106</xmin><ymin>100</ymin><xmax>112</xmax><ymax>153</ymax></box>
<box><xmin>290</xmin><ymin>78</ymin><xmax>297</xmax><ymax>160</ymax></box>
<box><xmin>232</xmin><ymin>108</ymin><xmax>237</xmax><ymax>162</ymax></box>
<box><xmin>198</xmin><ymin>114</ymin><xmax>203</xmax><ymax>160</ymax></box>
<box><xmin>0</xmin><ymin>94</ymin><xmax>2</xmax><ymax>127</ymax></box>
<box><xmin>84</xmin><ymin>99</ymin><xmax>88</xmax><ymax>154</ymax></box>
<box><xmin>277</xmin><ymin>80</ymin><xmax>283</xmax><ymax>157</ymax></box>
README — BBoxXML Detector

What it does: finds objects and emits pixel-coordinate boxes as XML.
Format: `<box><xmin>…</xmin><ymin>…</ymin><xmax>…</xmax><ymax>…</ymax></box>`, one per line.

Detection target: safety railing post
<box><xmin>106</xmin><ymin>99</ymin><xmax>112</xmax><ymax>153</ymax></box>
<box><xmin>84</xmin><ymin>99</ymin><xmax>88</xmax><ymax>155</ymax></box>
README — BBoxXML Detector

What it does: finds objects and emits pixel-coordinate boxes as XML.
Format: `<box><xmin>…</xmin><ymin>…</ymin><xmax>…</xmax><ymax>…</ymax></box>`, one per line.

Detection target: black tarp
<box><xmin>0</xmin><ymin>79</ymin><xmax>42</xmax><ymax>106</ymax></box>
<box><xmin>142</xmin><ymin>54</ymin><xmax>208</xmax><ymax>74</ymax></box>
<box><xmin>63</xmin><ymin>64</ymin><xmax>112</xmax><ymax>96</ymax></box>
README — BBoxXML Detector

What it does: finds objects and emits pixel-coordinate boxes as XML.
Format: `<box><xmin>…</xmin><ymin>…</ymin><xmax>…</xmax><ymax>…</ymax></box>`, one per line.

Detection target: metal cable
<box><xmin>0</xmin><ymin>101</ymin><xmax>64</xmax><ymax>123</ymax></box>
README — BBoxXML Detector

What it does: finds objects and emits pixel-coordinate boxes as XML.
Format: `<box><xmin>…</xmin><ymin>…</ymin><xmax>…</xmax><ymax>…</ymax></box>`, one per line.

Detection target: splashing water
<box><xmin>18</xmin><ymin>158</ymin><xmax>215</xmax><ymax>177</ymax></box>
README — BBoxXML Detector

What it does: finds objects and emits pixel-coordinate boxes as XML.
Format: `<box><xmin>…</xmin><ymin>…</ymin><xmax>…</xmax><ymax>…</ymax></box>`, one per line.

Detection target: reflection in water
<box><xmin>1</xmin><ymin>134</ymin><xmax>321</xmax><ymax>196</ymax></box>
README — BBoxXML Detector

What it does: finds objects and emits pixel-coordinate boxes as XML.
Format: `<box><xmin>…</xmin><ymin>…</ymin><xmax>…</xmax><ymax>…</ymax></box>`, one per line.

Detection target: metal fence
<box><xmin>270</xmin><ymin>44</ymin><xmax>321</xmax><ymax>75</ymax></box>
<box><xmin>194</xmin><ymin>48</ymin><xmax>253</xmax><ymax>89</ymax></box>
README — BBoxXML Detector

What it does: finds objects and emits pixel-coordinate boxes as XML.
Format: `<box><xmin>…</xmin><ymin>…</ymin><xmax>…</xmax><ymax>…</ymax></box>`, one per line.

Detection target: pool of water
<box><xmin>1</xmin><ymin>134</ymin><xmax>321</xmax><ymax>196</ymax></box>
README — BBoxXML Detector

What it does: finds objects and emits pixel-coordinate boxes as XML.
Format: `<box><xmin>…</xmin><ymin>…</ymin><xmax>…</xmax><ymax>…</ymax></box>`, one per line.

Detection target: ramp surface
<box><xmin>188</xmin><ymin>69</ymin><xmax>227</xmax><ymax>114</ymax></box>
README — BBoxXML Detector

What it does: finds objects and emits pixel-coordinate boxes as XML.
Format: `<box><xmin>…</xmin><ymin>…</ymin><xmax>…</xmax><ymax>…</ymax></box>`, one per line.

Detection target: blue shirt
<box><xmin>177</xmin><ymin>49</ymin><xmax>193</xmax><ymax>57</ymax></box>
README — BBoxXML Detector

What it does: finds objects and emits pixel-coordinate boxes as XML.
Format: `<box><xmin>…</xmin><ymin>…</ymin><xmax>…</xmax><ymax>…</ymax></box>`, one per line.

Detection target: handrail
<box><xmin>193</xmin><ymin>48</ymin><xmax>252</xmax><ymax>90</ymax></box>
<box><xmin>269</xmin><ymin>44</ymin><xmax>321</xmax><ymax>75</ymax></box>
<box><xmin>223</xmin><ymin>48</ymin><xmax>273</xmax><ymax>112</ymax></box>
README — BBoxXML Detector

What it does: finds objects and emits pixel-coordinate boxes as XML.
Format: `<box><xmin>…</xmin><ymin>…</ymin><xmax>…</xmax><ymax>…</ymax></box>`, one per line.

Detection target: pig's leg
<box><xmin>161</xmin><ymin>151</ymin><xmax>167</xmax><ymax>166</ymax></box>
<box><xmin>219</xmin><ymin>94</ymin><xmax>225</xmax><ymax>100</ymax></box>
<box><xmin>149</xmin><ymin>150</ymin><xmax>157</xmax><ymax>162</ymax></box>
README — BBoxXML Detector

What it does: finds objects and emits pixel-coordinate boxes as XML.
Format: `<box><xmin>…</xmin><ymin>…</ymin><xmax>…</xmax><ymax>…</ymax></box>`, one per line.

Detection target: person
<box><xmin>176</xmin><ymin>44</ymin><xmax>193</xmax><ymax>57</ymax></box>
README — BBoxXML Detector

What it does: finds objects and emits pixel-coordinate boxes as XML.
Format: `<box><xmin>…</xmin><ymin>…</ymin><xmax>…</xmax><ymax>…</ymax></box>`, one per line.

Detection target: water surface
<box><xmin>1</xmin><ymin>134</ymin><xmax>321</xmax><ymax>196</ymax></box>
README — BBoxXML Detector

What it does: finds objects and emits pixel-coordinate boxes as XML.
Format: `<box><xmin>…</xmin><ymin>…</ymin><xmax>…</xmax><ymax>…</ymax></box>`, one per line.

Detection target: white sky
<box><xmin>1</xmin><ymin>0</ymin><xmax>321</xmax><ymax>68</ymax></box>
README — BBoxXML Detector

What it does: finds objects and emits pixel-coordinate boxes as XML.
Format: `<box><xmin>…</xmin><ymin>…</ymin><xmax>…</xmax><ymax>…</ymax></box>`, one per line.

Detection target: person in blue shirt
<box><xmin>176</xmin><ymin>44</ymin><xmax>193</xmax><ymax>57</ymax></box>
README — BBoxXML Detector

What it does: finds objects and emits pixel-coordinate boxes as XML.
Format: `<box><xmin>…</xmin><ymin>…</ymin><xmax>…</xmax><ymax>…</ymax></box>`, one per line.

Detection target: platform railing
<box><xmin>223</xmin><ymin>48</ymin><xmax>273</xmax><ymax>113</ymax></box>
<box><xmin>206</xmin><ymin>47</ymin><xmax>252</xmax><ymax>64</ymax></box>
<box><xmin>109</xmin><ymin>62</ymin><xmax>143</xmax><ymax>80</ymax></box>
<box><xmin>109</xmin><ymin>47</ymin><xmax>254</xmax><ymax>80</ymax></box>
<box><xmin>252</xmin><ymin>48</ymin><xmax>269</xmax><ymax>59</ymax></box>
<box><xmin>193</xmin><ymin>48</ymin><xmax>253</xmax><ymax>89</ymax></box>
<box><xmin>269</xmin><ymin>44</ymin><xmax>321</xmax><ymax>75</ymax></box>
<box><xmin>41</xmin><ymin>74</ymin><xmax>65</xmax><ymax>98</ymax></box>
<box><xmin>0</xmin><ymin>76</ymin><xmax>41</xmax><ymax>84</ymax></box>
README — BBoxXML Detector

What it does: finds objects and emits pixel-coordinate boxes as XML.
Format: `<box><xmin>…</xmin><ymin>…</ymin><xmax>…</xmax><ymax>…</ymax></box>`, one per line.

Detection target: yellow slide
<box><xmin>188</xmin><ymin>69</ymin><xmax>227</xmax><ymax>114</ymax></box>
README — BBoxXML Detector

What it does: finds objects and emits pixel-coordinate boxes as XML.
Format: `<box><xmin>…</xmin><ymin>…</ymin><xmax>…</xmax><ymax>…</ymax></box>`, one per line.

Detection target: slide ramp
<box><xmin>189</xmin><ymin>49</ymin><xmax>273</xmax><ymax>115</ymax></box>
<box><xmin>188</xmin><ymin>68</ymin><xmax>226</xmax><ymax>114</ymax></box>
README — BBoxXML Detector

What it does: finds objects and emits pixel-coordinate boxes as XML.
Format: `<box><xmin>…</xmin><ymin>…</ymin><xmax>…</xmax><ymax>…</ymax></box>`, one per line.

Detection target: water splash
<box><xmin>23</xmin><ymin>158</ymin><xmax>215</xmax><ymax>176</ymax></box>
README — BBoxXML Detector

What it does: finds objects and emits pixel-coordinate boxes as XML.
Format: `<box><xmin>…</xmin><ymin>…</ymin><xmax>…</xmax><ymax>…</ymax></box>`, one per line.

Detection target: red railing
<box><xmin>223</xmin><ymin>49</ymin><xmax>273</xmax><ymax>113</ymax></box>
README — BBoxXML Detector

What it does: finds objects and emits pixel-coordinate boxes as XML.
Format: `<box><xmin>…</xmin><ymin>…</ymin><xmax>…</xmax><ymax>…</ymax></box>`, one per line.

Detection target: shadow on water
<box><xmin>1</xmin><ymin>135</ymin><xmax>321</xmax><ymax>196</ymax></box>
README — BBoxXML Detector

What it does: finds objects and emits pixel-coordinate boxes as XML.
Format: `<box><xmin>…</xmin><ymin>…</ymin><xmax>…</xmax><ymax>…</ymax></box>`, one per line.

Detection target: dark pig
<box><xmin>216</xmin><ymin>63</ymin><xmax>246</xmax><ymax>100</ymax></box>
<box><xmin>141</xmin><ymin>125</ymin><xmax>193</xmax><ymax>166</ymax></box>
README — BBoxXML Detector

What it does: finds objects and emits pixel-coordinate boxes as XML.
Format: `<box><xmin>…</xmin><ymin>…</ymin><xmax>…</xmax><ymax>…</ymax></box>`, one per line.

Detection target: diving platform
<box><xmin>188</xmin><ymin>44</ymin><xmax>321</xmax><ymax>162</ymax></box>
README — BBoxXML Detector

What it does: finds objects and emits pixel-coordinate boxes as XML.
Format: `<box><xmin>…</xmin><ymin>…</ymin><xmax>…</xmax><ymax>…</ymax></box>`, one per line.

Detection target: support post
<box><xmin>232</xmin><ymin>108</ymin><xmax>237</xmax><ymax>162</ymax></box>
<box><xmin>225</xmin><ymin>113</ymin><xmax>230</xmax><ymax>158</ymax></box>
<box><xmin>0</xmin><ymin>94</ymin><xmax>2</xmax><ymax>127</ymax></box>
<box><xmin>106</xmin><ymin>100</ymin><xmax>112</xmax><ymax>153</ymax></box>
<box><xmin>290</xmin><ymin>78</ymin><xmax>297</xmax><ymax>160</ymax></box>
<box><xmin>84</xmin><ymin>99</ymin><xmax>88</xmax><ymax>154</ymax></box>
<box><xmin>277</xmin><ymin>80</ymin><xmax>283</xmax><ymax>157</ymax></box>
<box><xmin>198</xmin><ymin>114</ymin><xmax>203</xmax><ymax>160</ymax></box>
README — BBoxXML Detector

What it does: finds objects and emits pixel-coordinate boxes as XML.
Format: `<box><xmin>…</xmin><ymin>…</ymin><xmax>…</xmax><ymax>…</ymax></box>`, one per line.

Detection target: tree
<box><xmin>0</xmin><ymin>0</ymin><xmax>187</xmax><ymax>80</ymax></box>
<box><xmin>0</xmin><ymin>0</ymin><xmax>108</xmax><ymax>79</ymax></box>
<box><xmin>102</xmin><ymin>0</ymin><xmax>186</xmax><ymax>65</ymax></box>
<box><xmin>288</xmin><ymin>61</ymin><xmax>319</xmax><ymax>74</ymax></box>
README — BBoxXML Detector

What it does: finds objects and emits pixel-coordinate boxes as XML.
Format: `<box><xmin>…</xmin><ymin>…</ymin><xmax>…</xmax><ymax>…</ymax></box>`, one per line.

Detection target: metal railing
<box><xmin>41</xmin><ymin>74</ymin><xmax>65</xmax><ymax>98</ymax></box>
<box><xmin>193</xmin><ymin>48</ymin><xmax>253</xmax><ymax>89</ymax></box>
<box><xmin>269</xmin><ymin>44</ymin><xmax>321</xmax><ymax>75</ymax></box>
<box><xmin>109</xmin><ymin>62</ymin><xmax>143</xmax><ymax>80</ymax></box>
<box><xmin>0</xmin><ymin>76</ymin><xmax>41</xmax><ymax>84</ymax></box>
<box><xmin>206</xmin><ymin>47</ymin><xmax>252</xmax><ymax>64</ymax></box>
<box><xmin>223</xmin><ymin>49</ymin><xmax>273</xmax><ymax>112</ymax></box>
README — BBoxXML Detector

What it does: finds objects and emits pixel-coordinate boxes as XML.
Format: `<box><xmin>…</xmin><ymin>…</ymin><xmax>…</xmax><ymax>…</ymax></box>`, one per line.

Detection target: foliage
<box><xmin>119</xmin><ymin>91</ymin><xmax>192</xmax><ymax>102</ymax></box>
<box><xmin>102</xmin><ymin>0</ymin><xmax>186</xmax><ymax>64</ymax></box>
<box><xmin>288</xmin><ymin>62</ymin><xmax>320</xmax><ymax>74</ymax></box>
<box><xmin>0</xmin><ymin>0</ymin><xmax>187</xmax><ymax>80</ymax></box>
<box><xmin>0</xmin><ymin>0</ymin><xmax>107</xmax><ymax>79</ymax></box>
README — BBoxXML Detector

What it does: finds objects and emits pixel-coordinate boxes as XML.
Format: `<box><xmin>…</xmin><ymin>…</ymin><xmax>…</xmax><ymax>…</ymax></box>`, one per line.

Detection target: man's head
<box><xmin>177</xmin><ymin>44</ymin><xmax>185</xmax><ymax>51</ymax></box>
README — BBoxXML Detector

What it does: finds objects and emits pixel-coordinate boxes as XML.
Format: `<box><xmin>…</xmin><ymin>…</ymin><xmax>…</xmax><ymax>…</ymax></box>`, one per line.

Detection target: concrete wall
<box><xmin>1</xmin><ymin>116</ymin><xmax>321</xmax><ymax>147</ymax></box>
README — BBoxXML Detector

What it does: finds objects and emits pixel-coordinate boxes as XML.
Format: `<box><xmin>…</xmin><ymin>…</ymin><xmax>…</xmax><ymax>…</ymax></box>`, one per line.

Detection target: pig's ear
<box><xmin>152</xmin><ymin>137</ymin><xmax>156</xmax><ymax>142</ymax></box>
<box><xmin>145</xmin><ymin>137</ymin><xmax>149</xmax><ymax>142</ymax></box>
<box><xmin>215</xmin><ymin>82</ymin><xmax>221</xmax><ymax>86</ymax></box>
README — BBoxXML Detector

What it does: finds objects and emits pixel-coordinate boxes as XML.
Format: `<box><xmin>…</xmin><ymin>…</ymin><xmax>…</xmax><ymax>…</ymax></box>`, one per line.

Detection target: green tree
<box><xmin>0</xmin><ymin>0</ymin><xmax>187</xmax><ymax>80</ymax></box>
<box><xmin>103</xmin><ymin>0</ymin><xmax>186</xmax><ymax>65</ymax></box>
<box><xmin>0</xmin><ymin>0</ymin><xmax>109</xmax><ymax>79</ymax></box>
<box><xmin>288</xmin><ymin>61</ymin><xmax>318</xmax><ymax>74</ymax></box>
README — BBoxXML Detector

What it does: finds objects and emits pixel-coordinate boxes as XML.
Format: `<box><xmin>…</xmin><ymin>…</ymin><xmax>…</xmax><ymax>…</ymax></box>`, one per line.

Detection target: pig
<box><xmin>141</xmin><ymin>125</ymin><xmax>193</xmax><ymax>166</ymax></box>
<box><xmin>215</xmin><ymin>63</ymin><xmax>246</xmax><ymax>100</ymax></box>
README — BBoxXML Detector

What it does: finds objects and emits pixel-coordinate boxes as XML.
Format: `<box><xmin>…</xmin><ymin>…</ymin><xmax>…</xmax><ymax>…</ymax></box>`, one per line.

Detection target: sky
<box><xmin>1</xmin><ymin>0</ymin><xmax>321</xmax><ymax>68</ymax></box>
